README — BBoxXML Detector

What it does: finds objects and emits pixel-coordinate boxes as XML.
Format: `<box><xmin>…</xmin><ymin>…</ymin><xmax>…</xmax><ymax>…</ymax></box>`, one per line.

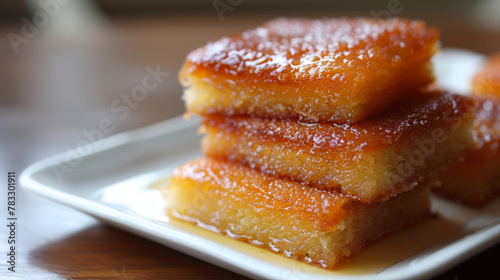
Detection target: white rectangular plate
<box><xmin>21</xmin><ymin>49</ymin><xmax>500</xmax><ymax>280</ymax></box>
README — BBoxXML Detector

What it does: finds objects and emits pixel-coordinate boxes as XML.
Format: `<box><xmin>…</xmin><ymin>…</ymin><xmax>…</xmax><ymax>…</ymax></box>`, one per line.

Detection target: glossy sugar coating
<box><xmin>181</xmin><ymin>18</ymin><xmax>439</xmax><ymax>123</ymax></box>
<box><xmin>201</xmin><ymin>91</ymin><xmax>476</xmax><ymax>202</ymax></box>
<box><xmin>435</xmin><ymin>96</ymin><xmax>500</xmax><ymax>207</ymax></box>
<box><xmin>167</xmin><ymin>157</ymin><xmax>431</xmax><ymax>268</ymax></box>
<box><xmin>473</xmin><ymin>54</ymin><xmax>500</xmax><ymax>98</ymax></box>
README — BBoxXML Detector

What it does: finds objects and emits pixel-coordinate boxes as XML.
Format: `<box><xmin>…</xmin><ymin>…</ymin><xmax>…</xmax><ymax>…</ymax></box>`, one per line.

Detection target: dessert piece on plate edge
<box><xmin>435</xmin><ymin>53</ymin><xmax>500</xmax><ymax>207</ymax></box>
<box><xmin>167</xmin><ymin>157</ymin><xmax>432</xmax><ymax>268</ymax></box>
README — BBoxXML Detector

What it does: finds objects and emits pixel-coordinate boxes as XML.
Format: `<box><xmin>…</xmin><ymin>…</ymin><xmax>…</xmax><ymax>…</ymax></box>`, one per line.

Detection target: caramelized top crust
<box><xmin>202</xmin><ymin>91</ymin><xmax>475</xmax><ymax>153</ymax></box>
<box><xmin>474</xmin><ymin>96</ymin><xmax>500</xmax><ymax>147</ymax></box>
<box><xmin>172</xmin><ymin>158</ymin><xmax>351</xmax><ymax>231</ymax></box>
<box><xmin>183</xmin><ymin>18</ymin><xmax>439</xmax><ymax>84</ymax></box>
<box><xmin>473</xmin><ymin>54</ymin><xmax>500</xmax><ymax>97</ymax></box>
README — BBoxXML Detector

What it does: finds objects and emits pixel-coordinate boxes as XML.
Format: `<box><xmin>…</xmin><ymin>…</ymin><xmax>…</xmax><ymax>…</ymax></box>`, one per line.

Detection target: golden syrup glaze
<box><xmin>180</xmin><ymin>18</ymin><xmax>439</xmax><ymax>123</ymax></box>
<box><xmin>170</xmin><ymin>157</ymin><xmax>351</xmax><ymax>232</ymax></box>
<box><xmin>183</xmin><ymin>18</ymin><xmax>438</xmax><ymax>84</ymax></box>
<box><xmin>473</xmin><ymin>53</ymin><xmax>500</xmax><ymax>97</ymax></box>
<box><xmin>201</xmin><ymin>91</ymin><xmax>476</xmax><ymax>155</ymax></box>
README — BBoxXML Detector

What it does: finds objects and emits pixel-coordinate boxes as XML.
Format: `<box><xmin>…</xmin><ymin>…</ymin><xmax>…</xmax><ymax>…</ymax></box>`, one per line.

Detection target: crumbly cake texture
<box><xmin>167</xmin><ymin>157</ymin><xmax>431</xmax><ymax>268</ymax></box>
<box><xmin>201</xmin><ymin>91</ymin><xmax>476</xmax><ymax>202</ymax></box>
<box><xmin>180</xmin><ymin>18</ymin><xmax>439</xmax><ymax>123</ymax></box>
<box><xmin>435</xmin><ymin>96</ymin><xmax>500</xmax><ymax>207</ymax></box>
<box><xmin>473</xmin><ymin>54</ymin><xmax>500</xmax><ymax>97</ymax></box>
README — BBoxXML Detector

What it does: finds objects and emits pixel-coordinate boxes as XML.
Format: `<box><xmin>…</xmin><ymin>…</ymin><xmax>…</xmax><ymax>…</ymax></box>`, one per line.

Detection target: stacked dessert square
<box><xmin>436</xmin><ymin>54</ymin><xmax>500</xmax><ymax>206</ymax></box>
<box><xmin>168</xmin><ymin>18</ymin><xmax>476</xmax><ymax>268</ymax></box>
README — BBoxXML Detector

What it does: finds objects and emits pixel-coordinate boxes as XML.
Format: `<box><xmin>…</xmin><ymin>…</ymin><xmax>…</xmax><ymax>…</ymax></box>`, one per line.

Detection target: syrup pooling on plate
<box><xmin>167</xmin><ymin>158</ymin><xmax>431</xmax><ymax>268</ymax></box>
<box><xmin>181</xmin><ymin>18</ymin><xmax>439</xmax><ymax>123</ymax></box>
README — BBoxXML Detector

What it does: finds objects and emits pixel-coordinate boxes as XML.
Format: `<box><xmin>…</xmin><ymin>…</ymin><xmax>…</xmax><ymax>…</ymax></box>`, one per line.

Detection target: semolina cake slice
<box><xmin>472</xmin><ymin>53</ymin><xmax>500</xmax><ymax>97</ymax></box>
<box><xmin>166</xmin><ymin>157</ymin><xmax>431</xmax><ymax>269</ymax></box>
<box><xmin>201</xmin><ymin>91</ymin><xmax>476</xmax><ymax>202</ymax></box>
<box><xmin>435</xmin><ymin>96</ymin><xmax>500</xmax><ymax>207</ymax></box>
<box><xmin>180</xmin><ymin>18</ymin><xmax>439</xmax><ymax>123</ymax></box>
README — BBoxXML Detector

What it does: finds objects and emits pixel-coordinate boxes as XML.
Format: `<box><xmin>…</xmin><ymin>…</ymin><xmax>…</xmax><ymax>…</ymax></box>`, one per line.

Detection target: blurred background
<box><xmin>1</xmin><ymin>1</ymin><xmax>500</xmax><ymax>279</ymax></box>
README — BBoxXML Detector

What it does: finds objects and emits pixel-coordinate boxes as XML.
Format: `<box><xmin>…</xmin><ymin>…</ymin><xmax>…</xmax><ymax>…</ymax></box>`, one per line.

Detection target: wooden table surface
<box><xmin>1</xmin><ymin>10</ymin><xmax>500</xmax><ymax>280</ymax></box>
